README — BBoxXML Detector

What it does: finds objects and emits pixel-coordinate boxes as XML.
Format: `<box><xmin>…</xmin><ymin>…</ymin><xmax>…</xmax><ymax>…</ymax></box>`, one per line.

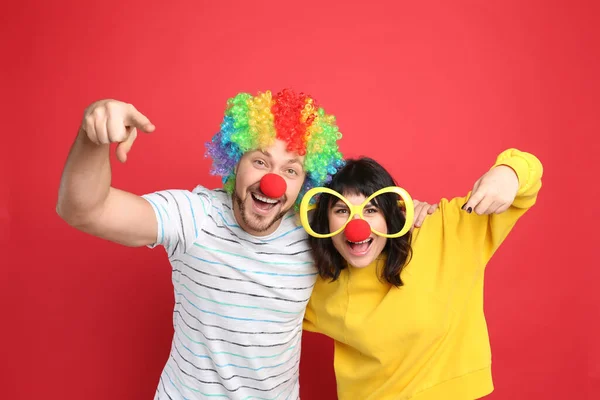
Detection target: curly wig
<box><xmin>205</xmin><ymin>88</ymin><xmax>345</xmax><ymax>208</ymax></box>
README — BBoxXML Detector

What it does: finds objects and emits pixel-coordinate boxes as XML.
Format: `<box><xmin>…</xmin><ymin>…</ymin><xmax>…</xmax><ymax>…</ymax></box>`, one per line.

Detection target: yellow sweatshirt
<box><xmin>303</xmin><ymin>149</ymin><xmax>543</xmax><ymax>400</ymax></box>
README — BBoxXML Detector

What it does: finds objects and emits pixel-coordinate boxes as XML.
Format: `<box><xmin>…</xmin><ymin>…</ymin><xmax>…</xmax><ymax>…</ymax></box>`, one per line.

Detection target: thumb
<box><xmin>116</xmin><ymin>127</ymin><xmax>138</xmax><ymax>163</ymax></box>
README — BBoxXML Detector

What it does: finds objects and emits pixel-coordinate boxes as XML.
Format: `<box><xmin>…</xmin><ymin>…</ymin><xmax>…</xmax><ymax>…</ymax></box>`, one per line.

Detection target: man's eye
<box><xmin>287</xmin><ymin>168</ymin><xmax>297</xmax><ymax>176</ymax></box>
<box><xmin>254</xmin><ymin>160</ymin><xmax>266</xmax><ymax>167</ymax></box>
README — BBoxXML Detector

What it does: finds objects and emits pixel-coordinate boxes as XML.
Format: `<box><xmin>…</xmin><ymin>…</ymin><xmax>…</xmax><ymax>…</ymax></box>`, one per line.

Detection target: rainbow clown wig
<box><xmin>205</xmin><ymin>88</ymin><xmax>345</xmax><ymax>209</ymax></box>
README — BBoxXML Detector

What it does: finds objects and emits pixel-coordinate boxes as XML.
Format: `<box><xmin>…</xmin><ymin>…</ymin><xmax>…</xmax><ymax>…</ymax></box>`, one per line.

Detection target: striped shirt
<box><xmin>142</xmin><ymin>186</ymin><xmax>316</xmax><ymax>400</ymax></box>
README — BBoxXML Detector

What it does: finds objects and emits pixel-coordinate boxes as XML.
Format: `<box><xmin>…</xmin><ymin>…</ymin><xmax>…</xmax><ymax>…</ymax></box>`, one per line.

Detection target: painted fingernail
<box><xmin>461</xmin><ymin>203</ymin><xmax>466</xmax><ymax>210</ymax></box>
<box><xmin>467</xmin><ymin>207</ymin><xmax>472</xmax><ymax>213</ymax></box>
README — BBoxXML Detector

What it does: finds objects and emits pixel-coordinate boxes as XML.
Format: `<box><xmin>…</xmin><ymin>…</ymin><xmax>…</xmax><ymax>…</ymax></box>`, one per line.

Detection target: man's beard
<box><xmin>233</xmin><ymin>190</ymin><xmax>290</xmax><ymax>234</ymax></box>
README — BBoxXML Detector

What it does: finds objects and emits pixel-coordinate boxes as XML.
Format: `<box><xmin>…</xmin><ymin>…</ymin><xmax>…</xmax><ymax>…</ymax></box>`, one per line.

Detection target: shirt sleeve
<box><xmin>141</xmin><ymin>185</ymin><xmax>212</xmax><ymax>257</ymax></box>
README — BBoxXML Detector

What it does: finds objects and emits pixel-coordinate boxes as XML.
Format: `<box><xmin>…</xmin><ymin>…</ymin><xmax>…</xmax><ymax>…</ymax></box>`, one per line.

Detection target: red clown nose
<box><xmin>260</xmin><ymin>174</ymin><xmax>287</xmax><ymax>199</ymax></box>
<box><xmin>344</xmin><ymin>219</ymin><xmax>371</xmax><ymax>242</ymax></box>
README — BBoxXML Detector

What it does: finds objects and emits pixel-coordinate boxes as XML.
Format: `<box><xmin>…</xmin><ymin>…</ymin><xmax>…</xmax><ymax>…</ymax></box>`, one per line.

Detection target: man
<box><xmin>56</xmin><ymin>89</ymin><xmax>345</xmax><ymax>399</ymax></box>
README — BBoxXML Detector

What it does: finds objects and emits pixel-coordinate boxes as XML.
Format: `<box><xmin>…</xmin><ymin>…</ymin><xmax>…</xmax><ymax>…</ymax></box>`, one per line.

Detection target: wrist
<box><xmin>492</xmin><ymin>151</ymin><xmax>529</xmax><ymax>194</ymax></box>
<box><xmin>495</xmin><ymin>164</ymin><xmax>518</xmax><ymax>181</ymax></box>
<box><xmin>76</xmin><ymin>126</ymin><xmax>107</xmax><ymax>149</ymax></box>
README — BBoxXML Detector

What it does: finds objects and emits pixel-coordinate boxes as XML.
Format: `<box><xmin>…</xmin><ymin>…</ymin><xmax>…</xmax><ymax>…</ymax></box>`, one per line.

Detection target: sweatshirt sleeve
<box><xmin>438</xmin><ymin>148</ymin><xmax>543</xmax><ymax>264</ymax></box>
<box><xmin>493</xmin><ymin>148</ymin><xmax>543</xmax><ymax>209</ymax></box>
<box><xmin>303</xmin><ymin>297</ymin><xmax>321</xmax><ymax>333</ymax></box>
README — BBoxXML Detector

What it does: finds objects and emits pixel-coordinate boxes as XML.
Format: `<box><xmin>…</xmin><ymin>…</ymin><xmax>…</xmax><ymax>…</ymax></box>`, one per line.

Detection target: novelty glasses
<box><xmin>299</xmin><ymin>186</ymin><xmax>415</xmax><ymax>239</ymax></box>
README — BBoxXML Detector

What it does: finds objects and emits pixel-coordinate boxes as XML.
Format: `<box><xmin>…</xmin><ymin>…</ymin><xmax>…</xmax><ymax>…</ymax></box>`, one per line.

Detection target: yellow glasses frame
<box><xmin>299</xmin><ymin>186</ymin><xmax>415</xmax><ymax>239</ymax></box>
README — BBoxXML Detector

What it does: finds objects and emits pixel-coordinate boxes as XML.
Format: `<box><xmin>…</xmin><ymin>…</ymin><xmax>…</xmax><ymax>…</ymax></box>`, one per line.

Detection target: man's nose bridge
<box><xmin>262</xmin><ymin>170</ymin><xmax>279</xmax><ymax>181</ymax></box>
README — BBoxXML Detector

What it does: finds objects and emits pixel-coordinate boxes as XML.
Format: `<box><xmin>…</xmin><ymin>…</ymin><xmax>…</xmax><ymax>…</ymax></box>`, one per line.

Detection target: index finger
<box><xmin>125</xmin><ymin>105</ymin><xmax>155</xmax><ymax>133</ymax></box>
<box><xmin>414</xmin><ymin>205</ymin><xmax>429</xmax><ymax>228</ymax></box>
<box><xmin>427</xmin><ymin>204</ymin><xmax>439</xmax><ymax>214</ymax></box>
<box><xmin>462</xmin><ymin>181</ymin><xmax>484</xmax><ymax>213</ymax></box>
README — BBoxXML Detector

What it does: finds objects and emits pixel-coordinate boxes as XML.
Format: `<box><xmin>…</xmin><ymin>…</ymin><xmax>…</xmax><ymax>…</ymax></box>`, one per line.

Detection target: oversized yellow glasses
<box><xmin>299</xmin><ymin>186</ymin><xmax>415</xmax><ymax>239</ymax></box>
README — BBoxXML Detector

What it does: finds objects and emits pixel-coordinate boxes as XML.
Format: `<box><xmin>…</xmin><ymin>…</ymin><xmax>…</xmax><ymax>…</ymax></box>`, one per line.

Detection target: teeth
<box><xmin>253</xmin><ymin>193</ymin><xmax>278</xmax><ymax>204</ymax></box>
<box><xmin>348</xmin><ymin>238</ymin><xmax>372</xmax><ymax>244</ymax></box>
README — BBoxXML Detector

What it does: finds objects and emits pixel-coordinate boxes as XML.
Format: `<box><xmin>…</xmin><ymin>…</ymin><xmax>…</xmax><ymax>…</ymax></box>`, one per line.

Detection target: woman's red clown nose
<box><xmin>344</xmin><ymin>218</ymin><xmax>371</xmax><ymax>242</ymax></box>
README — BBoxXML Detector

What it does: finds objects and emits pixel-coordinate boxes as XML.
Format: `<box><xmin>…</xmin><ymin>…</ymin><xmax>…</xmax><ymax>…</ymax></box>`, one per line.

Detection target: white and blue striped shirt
<box><xmin>142</xmin><ymin>186</ymin><xmax>315</xmax><ymax>400</ymax></box>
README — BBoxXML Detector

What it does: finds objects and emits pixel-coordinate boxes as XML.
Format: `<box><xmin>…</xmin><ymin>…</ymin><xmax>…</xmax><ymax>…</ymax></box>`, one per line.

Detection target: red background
<box><xmin>2</xmin><ymin>0</ymin><xmax>598</xmax><ymax>399</ymax></box>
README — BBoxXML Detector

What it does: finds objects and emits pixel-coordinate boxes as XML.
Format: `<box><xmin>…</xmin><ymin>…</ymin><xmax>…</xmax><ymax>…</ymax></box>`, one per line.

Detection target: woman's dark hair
<box><xmin>308</xmin><ymin>157</ymin><xmax>413</xmax><ymax>286</ymax></box>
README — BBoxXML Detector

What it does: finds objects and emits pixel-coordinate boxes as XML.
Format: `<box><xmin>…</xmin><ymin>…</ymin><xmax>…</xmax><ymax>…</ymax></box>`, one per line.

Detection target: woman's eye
<box><xmin>364</xmin><ymin>208</ymin><xmax>378</xmax><ymax>214</ymax></box>
<box><xmin>334</xmin><ymin>209</ymin><xmax>348</xmax><ymax>214</ymax></box>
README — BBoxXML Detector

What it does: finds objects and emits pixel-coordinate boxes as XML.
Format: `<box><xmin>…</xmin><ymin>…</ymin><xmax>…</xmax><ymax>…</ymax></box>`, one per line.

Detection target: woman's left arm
<box><xmin>462</xmin><ymin>149</ymin><xmax>543</xmax><ymax>215</ymax></box>
<box><xmin>459</xmin><ymin>148</ymin><xmax>544</xmax><ymax>261</ymax></box>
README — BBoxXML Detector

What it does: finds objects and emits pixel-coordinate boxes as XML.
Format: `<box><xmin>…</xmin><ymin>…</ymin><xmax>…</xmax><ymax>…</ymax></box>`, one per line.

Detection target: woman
<box><xmin>300</xmin><ymin>149</ymin><xmax>543</xmax><ymax>400</ymax></box>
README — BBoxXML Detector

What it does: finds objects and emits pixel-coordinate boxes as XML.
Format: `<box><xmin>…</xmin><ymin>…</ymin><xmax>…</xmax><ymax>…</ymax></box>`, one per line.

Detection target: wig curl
<box><xmin>205</xmin><ymin>88</ymin><xmax>345</xmax><ymax>209</ymax></box>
